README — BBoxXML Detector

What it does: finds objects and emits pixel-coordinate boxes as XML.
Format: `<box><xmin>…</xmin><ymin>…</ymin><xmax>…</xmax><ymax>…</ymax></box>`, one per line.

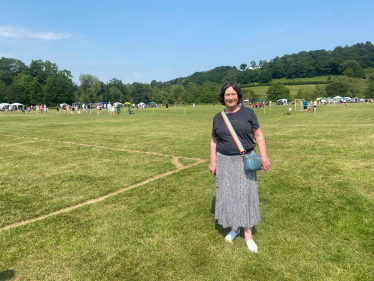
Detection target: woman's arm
<box><xmin>252</xmin><ymin>128</ymin><xmax>271</xmax><ymax>171</ymax></box>
<box><xmin>209</xmin><ymin>137</ymin><xmax>218</xmax><ymax>175</ymax></box>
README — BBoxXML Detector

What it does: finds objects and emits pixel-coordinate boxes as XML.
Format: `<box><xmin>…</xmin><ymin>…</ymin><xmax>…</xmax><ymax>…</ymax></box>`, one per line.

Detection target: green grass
<box><xmin>0</xmin><ymin>105</ymin><xmax>374</xmax><ymax>280</ymax></box>
<box><xmin>243</xmin><ymin>84</ymin><xmax>318</xmax><ymax>99</ymax></box>
<box><xmin>272</xmin><ymin>75</ymin><xmax>338</xmax><ymax>83</ymax></box>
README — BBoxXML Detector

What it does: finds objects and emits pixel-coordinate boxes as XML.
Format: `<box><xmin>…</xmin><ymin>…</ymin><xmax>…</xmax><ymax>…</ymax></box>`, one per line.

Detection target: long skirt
<box><xmin>215</xmin><ymin>152</ymin><xmax>260</xmax><ymax>230</ymax></box>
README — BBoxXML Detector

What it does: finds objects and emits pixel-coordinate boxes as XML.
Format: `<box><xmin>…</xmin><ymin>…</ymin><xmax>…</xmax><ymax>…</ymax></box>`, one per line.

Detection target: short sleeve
<box><xmin>248</xmin><ymin>109</ymin><xmax>260</xmax><ymax>129</ymax></box>
<box><xmin>211</xmin><ymin>117</ymin><xmax>217</xmax><ymax>137</ymax></box>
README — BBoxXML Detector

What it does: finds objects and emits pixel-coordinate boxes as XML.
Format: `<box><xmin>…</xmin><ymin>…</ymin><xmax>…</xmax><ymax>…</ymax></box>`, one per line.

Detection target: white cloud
<box><xmin>0</xmin><ymin>25</ymin><xmax>71</xmax><ymax>40</ymax></box>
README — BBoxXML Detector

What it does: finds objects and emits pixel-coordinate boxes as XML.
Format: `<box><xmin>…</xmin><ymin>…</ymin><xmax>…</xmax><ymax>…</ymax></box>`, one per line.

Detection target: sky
<box><xmin>1</xmin><ymin>0</ymin><xmax>374</xmax><ymax>85</ymax></box>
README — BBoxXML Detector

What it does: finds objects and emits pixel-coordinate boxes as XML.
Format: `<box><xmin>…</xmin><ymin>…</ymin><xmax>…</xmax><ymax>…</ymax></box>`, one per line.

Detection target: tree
<box><xmin>79</xmin><ymin>73</ymin><xmax>101</xmax><ymax>102</ymax></box>
<box><xmin>326</xmin><ymin>81</ymin><xmax>347</xmax><ymax>97</ymax></box>
<box><xmin>266</xmin><ymin>83</ymin><xmax>290</xmax><ymax>101</ymax></box>
<box><xmin>295</xmin><ymin>89</ymin><xmax>305</xmax><ymax>100</ymax></box>
<box><xmin>109</xmin><ymin>87</ymin><xmax>122</xmax><ymax>102</ymax></box>
<box><xmin>171</xmin><ymin>84</ymin><xmax>185</xmax><ymax>101</ymax></box>
<box><xmin>243</xmin><ymin>89</ymin><xmax>258</xmax><ymax>100</ymax></box>
<box><xmin>365</xmin><ymin>81</ymin><xmax>374</xmax><ymax>98</ymax></box>
<box><xmin>0</xmin><ymin>81</ymin><xmax>7</xmax><ymax>102</ymax></box>
<box><xmin>311</xmin><ymin>85</ymin><xmax>326</xmax><ymax>100</ymax></box>
<box><xmin>339</xmin><ymin>60</ymin><xmax>366</xmax><ymax>79</ymax></box>
<box><xmin>0</xmin><ymin>57</ymin><xmax>27</xmax><ymax>85</ymax></box>
<box><xmin>258</xmin><ymin>71</ymin><xmax>272</xmax><ymax>83</ymax></box>
<box><xmin>250</xmin><ymin>61</ymin><xmax>256</xmax><ymax>67</ymax></box>
<box><xmin>44</xmin><ymin>70</ymin><xmax>75</xmax><ymax>105</ymax></box>
<box><xmin>326</xmin><ymin>76</ymin><xmax>366</xmax><ymax>98</ymax></box>
<box><xmin>240</xmin><ymin>64</ymin><xmax>247</xmax><ymax>71</ymax></box>
<box><xmin>16</xmin><ymin>74</ymin><xmax>42</xmax><ymax>104</ymax></box>
<box><xmin>130</xmin><ymin>83</ymin><xmax>152</xmax><ymax>104</ymax></box>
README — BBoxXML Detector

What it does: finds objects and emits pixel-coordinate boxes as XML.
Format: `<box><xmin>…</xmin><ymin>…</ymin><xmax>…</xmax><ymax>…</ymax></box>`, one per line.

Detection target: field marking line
<box><xmin>0</xmin><ymin>158</ymin><xmax>207</xmax><ymax>232</ymax></box>
<box><xmin>0</xmin><ymin>133</ymin><xmax>207</xmax><ymax>232</ymax></box>
<box><xmin>0</xmin><ymin>134</ymin><xmax>206</xmax><ymax>161</ymax></box>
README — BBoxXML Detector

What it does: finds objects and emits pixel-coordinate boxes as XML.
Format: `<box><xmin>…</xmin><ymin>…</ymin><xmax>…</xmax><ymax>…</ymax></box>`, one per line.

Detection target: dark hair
<box><xmin>218</xmin><ymin>81</ymin><xmax>243</xmax><ymax>105</ymax></box>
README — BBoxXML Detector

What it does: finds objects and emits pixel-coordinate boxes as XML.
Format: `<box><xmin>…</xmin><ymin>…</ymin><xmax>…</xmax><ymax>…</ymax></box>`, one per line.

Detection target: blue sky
<box><xmin>1</xmin><ymin>0</ymin><xmax>373</xmax><ymax>85</ymax></box>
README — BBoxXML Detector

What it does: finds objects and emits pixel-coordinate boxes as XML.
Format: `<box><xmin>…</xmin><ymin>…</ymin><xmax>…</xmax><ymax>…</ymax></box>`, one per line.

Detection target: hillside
<box><xmin>158</xmin><ymin>42</ymin><xmax>374</xmax><ymax>86</ymax></box>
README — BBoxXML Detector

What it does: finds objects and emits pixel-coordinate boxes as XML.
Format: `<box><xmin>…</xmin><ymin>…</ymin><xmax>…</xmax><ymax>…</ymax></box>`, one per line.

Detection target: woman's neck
<box><xmin>225</xmin><ymin>104</ymin><xmax>240</xmax><ymax>114</ymax></box>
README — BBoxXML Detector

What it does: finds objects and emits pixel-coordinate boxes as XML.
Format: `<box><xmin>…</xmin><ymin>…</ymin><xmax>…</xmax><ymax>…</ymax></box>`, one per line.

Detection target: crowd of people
<box><xmin>2</xmin><ymin>104</ymin><xmax>48</xmax><ymax>114</ymax></box>
<box><xmin>54</xmin><ymin>102</ymin><xmax>127</xmax><ymax>115</ymax></box>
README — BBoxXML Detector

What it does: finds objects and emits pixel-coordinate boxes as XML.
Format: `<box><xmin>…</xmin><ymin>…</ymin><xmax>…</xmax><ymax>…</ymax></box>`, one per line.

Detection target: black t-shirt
<box><xmin>211</xmin><ymin>106</ymin><xmax>260</xmax><ymax>155</ymax></box>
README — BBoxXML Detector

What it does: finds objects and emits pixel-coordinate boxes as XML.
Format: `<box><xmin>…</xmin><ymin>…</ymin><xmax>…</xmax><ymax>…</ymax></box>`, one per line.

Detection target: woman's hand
<box><xmin>253</xmin><ymin>128</ymin><xmax>270</xmax><ymax>171</ymax></box>
<box><xmin>261</xmin><ymin>156</ymin><xmax>271</xmax><ymax>171</ymax></box>
<box><xmin>209</xmin><ymin>162</ymin><xmax>216</xmax><ymax>175</ymax></box>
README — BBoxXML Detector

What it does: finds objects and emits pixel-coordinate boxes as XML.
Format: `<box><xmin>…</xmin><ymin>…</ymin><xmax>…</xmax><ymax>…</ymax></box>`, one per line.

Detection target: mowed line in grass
<box><xmin>0</xmin><ymin>134</ymin><xmax>206</xmax><ymax>230</ymax></box>
<box><xmin>0</xmin><ymin>157</ymin><xmax>206</xmax><ymax>232</ymax></box>
<box><xmin>1</xmin><ymin>104</ymin><xmax>374</xmax><ymax>279</ymax></box>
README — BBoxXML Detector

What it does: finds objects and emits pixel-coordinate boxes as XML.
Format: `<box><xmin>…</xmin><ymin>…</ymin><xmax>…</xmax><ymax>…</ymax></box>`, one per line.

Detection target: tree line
<box><xmin>0</xmin><ymin>58</ymin><xmax>222</xmax><ymax>105</ymax></box>
<box><xmin>159</xmin><ymin>42</ymin><xmax>374</xmax><ymax>87</ymax></box>
<box><xmin>1</xmin><ymin>42</ymin><xmax>374</xmax><ymax>106</ymax></box>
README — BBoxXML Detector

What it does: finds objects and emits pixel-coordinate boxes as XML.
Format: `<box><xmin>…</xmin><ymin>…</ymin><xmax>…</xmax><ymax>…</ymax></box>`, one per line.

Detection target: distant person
<box><xmin>87</xmin><ymin>104</ymin><xmax>91</xmax><ymax>114</ymax></box>
<box><xmin>313</xmin><ymin>100</ymin><xmax>317</xmax><ymax>113</ymax></box>
<box><xmin>97</xmin><ymin>104</ymin><xmax>100</xmax><ymax>115</ymax></box>
<box><xmin>82</xmin><ymin>103</ymin><xmax>85</xmax><ymax>114</ymax></box>
<box><xmin>209</xmin><ymin>81</ymin><xmax>270</xmax><ymax>253</ymax></box>
<box><xmin>303</xmin><ymin>100</ymin><xmax>307</xmax><ymax>112</ymax></box>
<box><xmin>56</xmin><ymin>105</ymin><xmax>60</xmax><ymax>114</ymax></box>
<box><xmin>166</xmin><ymin>103</ymin><xmax>168</xmax><ymax>110</ymax></box>
<box><xmin>108</xmin><ymin>103</ymin><xmax>112</xmax><ymax>115</ymax></box>
<box><xmin>44</xmin><ymin>104</ymin><xmax>47</xmax><ymax>113</ymax></box>
<box><xmin>193</xmin><ymin>103</ymin><xmax>195</xmax><ymax>109</ymax></box>
<box><xmin>116</xmin><ymin>103</ymin><xmax>121</xmax><ymax>115</ymax></box>
<box><xmin>345</xmin><ymin>100</ymin><xmax>347</xmax><ymax>108</ymax></box>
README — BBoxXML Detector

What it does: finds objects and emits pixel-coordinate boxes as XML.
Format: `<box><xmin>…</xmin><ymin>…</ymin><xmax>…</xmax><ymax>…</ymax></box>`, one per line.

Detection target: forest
<box><xmin>1</xmin><ymin>42</ymin><xmax>374</xmax><ymax>106</ymax></box>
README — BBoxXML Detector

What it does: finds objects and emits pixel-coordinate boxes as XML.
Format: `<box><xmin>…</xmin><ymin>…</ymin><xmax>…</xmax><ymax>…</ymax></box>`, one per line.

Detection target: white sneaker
<box><xmin>246</xmin><ymin>239</ymin><xmax>258</xmax><ymax>253</ymax></box>
<box><xmin>225</xmin><ymin>229</ymin><xmax>240</xmax><ymax>242</ymax></box>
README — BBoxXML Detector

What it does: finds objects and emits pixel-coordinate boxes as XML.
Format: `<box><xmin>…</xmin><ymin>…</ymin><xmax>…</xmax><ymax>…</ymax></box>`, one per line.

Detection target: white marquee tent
<box><xmin>0</xmin><ymin>103</ymin><xmax>10</xmax><ymax>110</ymax></box>
<box><xmin>10</xmin><ymin>103</ymin><xmax>24</xmax><ymax>110</ymax></box>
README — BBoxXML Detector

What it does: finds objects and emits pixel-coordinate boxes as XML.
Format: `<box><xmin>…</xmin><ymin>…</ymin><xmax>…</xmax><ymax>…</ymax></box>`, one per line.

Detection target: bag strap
<box><xmin>221</xmin><ymin>110</ymin><xmax>245</xmax><ymax>154</ymax></box>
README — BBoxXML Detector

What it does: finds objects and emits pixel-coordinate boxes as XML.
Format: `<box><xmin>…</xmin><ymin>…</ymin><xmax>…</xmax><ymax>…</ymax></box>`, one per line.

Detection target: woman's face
<box><xmin>224</xmin><ymin>86</ymin><xmax>238</xmax><ymax>107</ymax></box>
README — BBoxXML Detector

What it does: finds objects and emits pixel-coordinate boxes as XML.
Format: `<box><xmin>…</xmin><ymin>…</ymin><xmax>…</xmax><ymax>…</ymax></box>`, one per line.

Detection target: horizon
<box><xmin>1</xmin><ymin>0</ymin><xmax>374</xmax><ymax>85</ymax></box>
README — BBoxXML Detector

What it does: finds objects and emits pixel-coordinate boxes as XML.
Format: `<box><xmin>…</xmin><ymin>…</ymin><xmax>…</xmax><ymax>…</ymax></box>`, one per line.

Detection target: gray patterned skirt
<box><xmin>215</xmin><ymin>152</ymin><xmax>260</xmax><ymax>230</ymax></box>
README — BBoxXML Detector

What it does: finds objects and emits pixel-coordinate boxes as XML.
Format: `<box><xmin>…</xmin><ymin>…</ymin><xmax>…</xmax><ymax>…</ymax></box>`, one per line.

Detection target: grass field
<box><xmin>242</xmin><ymin>84</ymin><xmax>318</xmax><ymax>100</ymax></box>
<box><xmin>0</xmin><ymin>104</ymin><xmax>373</xmax><ymax>280</ymax></box>
<box><xmin>272</xmin><ymin>75</ymin><xmax>338</xmax><ymax>83</ymax></box>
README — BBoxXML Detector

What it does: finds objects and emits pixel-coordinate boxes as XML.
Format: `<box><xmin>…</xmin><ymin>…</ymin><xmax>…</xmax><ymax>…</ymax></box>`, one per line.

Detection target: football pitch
<box><xmin>0</xmin><ymin>104</ymin><xmax>373</xmax><ymax>280</ymax></box>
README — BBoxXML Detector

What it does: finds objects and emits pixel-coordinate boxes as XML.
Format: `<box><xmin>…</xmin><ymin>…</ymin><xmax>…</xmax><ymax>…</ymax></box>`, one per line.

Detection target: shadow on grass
<box><xmin>211</xmin><ymin>196</ymin><xmax>257</xmax><ymax>239</ymax></box>
<box><xmin>0</xmin><ymin>270</ymin><xmax>16</xmax><ymax>281</ymax></box>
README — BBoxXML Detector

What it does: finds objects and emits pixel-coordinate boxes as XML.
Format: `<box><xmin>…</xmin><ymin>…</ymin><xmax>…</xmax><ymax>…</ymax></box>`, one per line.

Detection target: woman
<box><xmin>209</xmin><ymin>81</ymin><xmax>270</xmax><ymax>253</ymax></box>
<box><xmin>313</xmin><ymin>99</ymin><xmax>317</xmax><ymax>113</ymax></box>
